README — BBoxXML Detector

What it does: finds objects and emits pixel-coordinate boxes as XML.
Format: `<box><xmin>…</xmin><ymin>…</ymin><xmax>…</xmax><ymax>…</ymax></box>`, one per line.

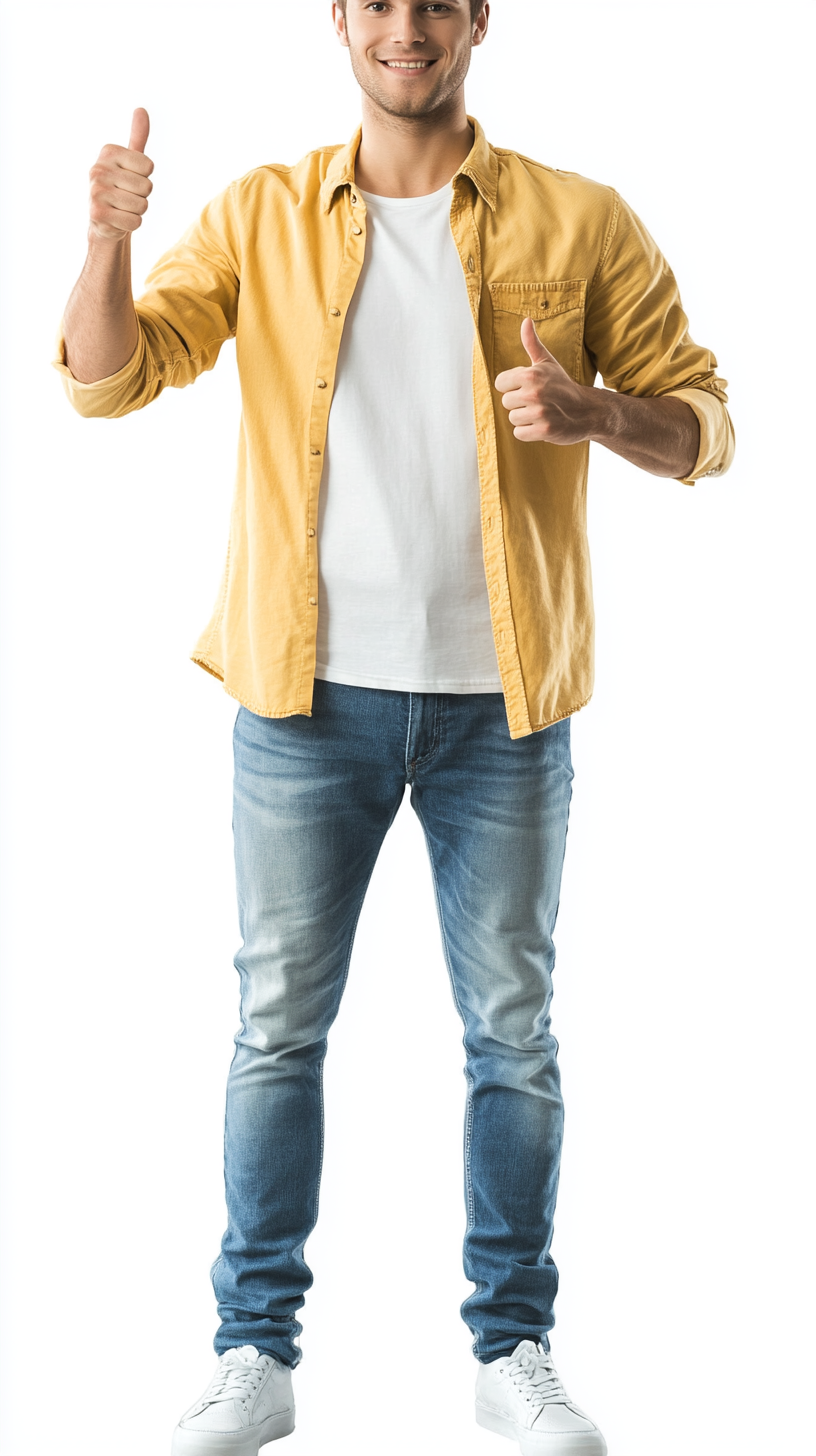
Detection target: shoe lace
<box><xmin>504</xmin><ymin>1345</ymin><xmax>569</xmax><ymax>1410</ymax></box>
<box><xmin>203</xmin><ymin>1349</ymin><xmax>272</xmax><ymax>1408</ymax></box>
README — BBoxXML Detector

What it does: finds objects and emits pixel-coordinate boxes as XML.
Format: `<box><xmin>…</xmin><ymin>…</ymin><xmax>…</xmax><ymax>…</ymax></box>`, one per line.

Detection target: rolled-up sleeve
<box><xmin>52</xmin><ymin>182</ymin><xmax>242</xmax><ymax>419</ymax></box>
<box><xmin>584</xmin><ymin>190</ymin><xmax>735</xmax><ymax>484</ymax></box>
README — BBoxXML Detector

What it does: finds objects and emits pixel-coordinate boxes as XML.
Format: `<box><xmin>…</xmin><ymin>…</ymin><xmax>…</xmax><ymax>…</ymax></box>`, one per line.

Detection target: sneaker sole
<box><xmin>172</xmin><ymin>1407</ymin><xmax>295</xmax><ymax>1455</ymax></box>
<box><xmin>476</xmin><ymin>1401</ymin><xmax>607</xmax><ymax>1456</ymax></box>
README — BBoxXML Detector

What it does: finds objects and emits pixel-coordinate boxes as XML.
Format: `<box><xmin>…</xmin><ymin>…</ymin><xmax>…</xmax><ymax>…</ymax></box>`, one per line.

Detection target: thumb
<box><xmin>521</xmin><ymin>315</ymin><xmax>555</xmax><ymax>366</ymax></box>
<box><xmin>128</xmin><ymin>107</ymin><xmax>150</xmax><ymax>153</ymax></box>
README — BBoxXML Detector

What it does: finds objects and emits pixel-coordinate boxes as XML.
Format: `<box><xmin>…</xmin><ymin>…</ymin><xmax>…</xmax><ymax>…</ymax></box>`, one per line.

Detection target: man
<box><xmin>55</xmin><ymin>1</ymin><xmax>734</xmax><ymax>1452</ymax></box>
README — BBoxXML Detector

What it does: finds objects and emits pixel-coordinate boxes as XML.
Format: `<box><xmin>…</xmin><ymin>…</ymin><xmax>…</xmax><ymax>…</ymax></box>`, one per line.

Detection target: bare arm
<box><xmin>496</xmin><ymin>316</ymin><xmax>701</xmax><ymax>480</ymax></box>
<box><xmin>62</xmin><ymin>109</ymin><xmax>153</xmax><ymax>385</ymax></box>
<box><xmin>580</xmin><ymin>387</ymin><xmax>699</xmax><ymax>479</ymax></box>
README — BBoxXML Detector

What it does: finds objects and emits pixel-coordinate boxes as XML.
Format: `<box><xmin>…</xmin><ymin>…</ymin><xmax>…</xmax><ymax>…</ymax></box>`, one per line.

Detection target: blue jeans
<box><xmin>212</xmin><ymin>680</ymin><xmax>574</xmax><ymax>1367</ymax></box>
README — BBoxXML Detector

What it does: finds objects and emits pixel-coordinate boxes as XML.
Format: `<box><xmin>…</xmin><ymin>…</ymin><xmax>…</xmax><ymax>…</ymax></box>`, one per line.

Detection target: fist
<box><xmin>89</xmin><ymin>108</ymin><xmax>153</xmax><ymax>241</ymax></box>
<box><xmin>495</xmin><ymin>316</ymin><xmax>594</xmax><ymax>445</ymax></box>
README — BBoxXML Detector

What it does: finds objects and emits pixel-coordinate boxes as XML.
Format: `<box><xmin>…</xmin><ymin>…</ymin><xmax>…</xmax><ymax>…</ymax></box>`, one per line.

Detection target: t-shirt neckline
<box><xmin>355</xmin><ymin>181</ymin><xmax>453</xmax><ymax>209</ymax></box>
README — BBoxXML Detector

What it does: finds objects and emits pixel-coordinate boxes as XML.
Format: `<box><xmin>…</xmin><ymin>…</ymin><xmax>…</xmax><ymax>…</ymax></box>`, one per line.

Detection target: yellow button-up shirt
<box><xmin>54</xmin><ymin>118</ymin><xmax>734</xmax><ymax>739</ymax></box>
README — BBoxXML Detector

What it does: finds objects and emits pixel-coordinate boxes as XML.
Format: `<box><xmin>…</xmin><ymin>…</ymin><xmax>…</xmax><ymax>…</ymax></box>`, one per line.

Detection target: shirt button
<box><xmin>309</xmin><ymin>596</ymin><xmax>317</xmax><ymax>606</ymax></box>
<box><xmin>351</xmin><ymin>193</ymin><xmax>358</xmax><ymax>204</ymax></box>
<box><xmin>329</xmin><ymin>307</ymin><xmax>341</xmax><ymax>317</ymax></box>
<box><xmin>316</xmin><ymin>378</ymin><xmax>327</xmax><ymax>389</ymax></box>
<box><xmin>352</xmin><ymin>225</ymin><xmax>362</xmax><ymax>235</ymax></box>
<box><xmin>307</xmin><ymin>528</ymin><xmax>316</xmax><ymax>537</ymax></box>
<box><xmin>467</xmin><ymin>255</ymin><xmax>475</xmax><ymax>271</ymax></box>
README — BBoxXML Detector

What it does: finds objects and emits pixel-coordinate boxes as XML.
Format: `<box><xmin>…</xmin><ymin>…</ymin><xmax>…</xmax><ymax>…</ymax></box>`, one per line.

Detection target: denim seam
<box><xmin>312</xmin><ymin>1056</ymin><xmax>326</xmax><ymax>1234</ymax></box>
<box><xmin>404</xmin><ymin>693</ymin><xmax>415</xmax><ymax>780</ymax></box>
<box><xmin>430</xmin><ymin>694</ymin><xmax>444</xmax><ymax>767</ymax></box>
<box><xmin>416</xmin><ymin>694</ymin><xmax>444</xmax><ymax>770</ymax></box>
<box><xmin>406</xmin><ymin>693</ymin><xmax>445</xmax><ymax>777</ymax></box>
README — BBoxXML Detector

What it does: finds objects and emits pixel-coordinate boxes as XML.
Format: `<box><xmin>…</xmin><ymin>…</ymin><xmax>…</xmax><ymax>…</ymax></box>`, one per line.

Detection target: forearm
<box><xmin>585</xmin><ymin>389</ymin><xmax>700</xmax><ymax>479</ymax></box>
<box><xmin>497</xmin><ymin>319</ymin><xmax>704</xmax><ymax>478</ymax></box>
<box><xmin>62</xmin><ymin>233</ymin><xmax>139</xmax><ymax>384</ymax></box>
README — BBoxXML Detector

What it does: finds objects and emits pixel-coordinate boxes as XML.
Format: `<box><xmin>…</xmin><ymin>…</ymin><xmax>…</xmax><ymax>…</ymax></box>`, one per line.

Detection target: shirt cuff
<box><xmin>668</xmin><ymin>386</ymin><xmax>736</xmax><ymax>486</ymax></box>
<box><xmin>51</xmin><ymin>325</ymin><xmax>148</xmax><ymax>418</ymax></box>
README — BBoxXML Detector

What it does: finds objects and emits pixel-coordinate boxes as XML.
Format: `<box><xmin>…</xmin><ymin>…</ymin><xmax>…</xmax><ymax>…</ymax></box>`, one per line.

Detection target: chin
<box><xmin>377</xmin><ymin>96</ymin><xmax>442</xmax><ymax>119</ymax></box>
<box><xmin>362</xmin><ymin>78</ymin><xmax>456</xmax><ymax>121</ymax></box>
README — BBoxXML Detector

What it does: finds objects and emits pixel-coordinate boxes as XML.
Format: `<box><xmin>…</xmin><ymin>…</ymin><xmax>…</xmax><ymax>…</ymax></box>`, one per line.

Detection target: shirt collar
<box><xmin>319</xmin><ymin>115</ymin><xmax>498</xmax><ymax>213</ymax></box>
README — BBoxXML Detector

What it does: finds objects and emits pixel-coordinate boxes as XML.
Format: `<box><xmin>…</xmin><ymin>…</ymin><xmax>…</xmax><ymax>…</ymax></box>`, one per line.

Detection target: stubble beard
<box><xmin>347</xmin><ymin>46</ymin><xmax>472</xmax><ymax>123</ymax></box>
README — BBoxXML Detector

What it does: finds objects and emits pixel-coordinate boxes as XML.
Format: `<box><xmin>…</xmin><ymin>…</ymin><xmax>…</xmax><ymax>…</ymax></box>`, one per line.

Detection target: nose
<box><xmin>388</xmin><ymin>3</ymin><xmax>427</xmax><ymax>46</ymax></box>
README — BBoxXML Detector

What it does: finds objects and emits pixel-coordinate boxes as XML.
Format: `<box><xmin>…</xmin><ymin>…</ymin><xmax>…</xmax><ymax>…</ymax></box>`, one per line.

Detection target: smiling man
<box><xmin>55</xmin><ymin>2</ymin><xmax>733</xmax><ymax>1453</ymax></box>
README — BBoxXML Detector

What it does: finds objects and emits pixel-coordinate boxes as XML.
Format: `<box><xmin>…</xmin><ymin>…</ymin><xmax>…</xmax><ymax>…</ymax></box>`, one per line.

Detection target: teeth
<box><xmin>386</xmin><ymin>61</ymin><xmax>430</xmax><ymax>69</ymax></box>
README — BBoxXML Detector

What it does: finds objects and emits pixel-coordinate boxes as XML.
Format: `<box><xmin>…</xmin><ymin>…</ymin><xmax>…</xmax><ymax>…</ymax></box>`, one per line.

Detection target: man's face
<box><xmin>333</xmin><ymin>1</ymin><xmax>489</xmax><ymax>121</ymax></box>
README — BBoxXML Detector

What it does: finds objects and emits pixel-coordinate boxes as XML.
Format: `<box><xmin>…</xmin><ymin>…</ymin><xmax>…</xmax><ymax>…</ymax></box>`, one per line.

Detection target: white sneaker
<box><xmin>475</xmin><ymin>1339</ymin><xmax>607</xmax><ymax>1456</ymax></box>
<box><xmin>172</xmin><ymin>1345</ymin><xmax>295</xmax><ymax>1455</ymax></box>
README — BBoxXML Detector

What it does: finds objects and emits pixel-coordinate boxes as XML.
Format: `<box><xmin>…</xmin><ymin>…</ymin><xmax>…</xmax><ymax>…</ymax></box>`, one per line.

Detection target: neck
<box><xmin>353</xmin><ymin>93</ymin><xmax>474</xmax><ymax>197</ymax></box>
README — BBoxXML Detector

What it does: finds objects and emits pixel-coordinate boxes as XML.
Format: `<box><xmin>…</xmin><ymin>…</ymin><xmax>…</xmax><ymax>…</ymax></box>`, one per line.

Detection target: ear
<box><xmin>472</xmin><ymin>2</ymin><xmax>490</xmax><ymax>46</ymax></box>
<box><xmin>333</xmin><ymin>2</ymin><xmax>350</xmax><ymax>47</ymax></box>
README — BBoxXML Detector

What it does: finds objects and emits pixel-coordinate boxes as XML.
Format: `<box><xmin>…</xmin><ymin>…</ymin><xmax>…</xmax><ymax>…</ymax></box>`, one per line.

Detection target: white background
<box><xmin>1</xmin><ymin>2</ymin><xmax>814</xmax><ymax>1453</ymax></box>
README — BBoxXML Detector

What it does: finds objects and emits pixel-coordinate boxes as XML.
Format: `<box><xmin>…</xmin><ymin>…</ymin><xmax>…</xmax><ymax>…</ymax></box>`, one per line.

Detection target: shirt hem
<box><xmin>191</xmin><ymin>652</ymin><xmax>593</xmax><ymax>731</ymax></box>
<box><xmin>526</xmin><ymin>692</ymin><xmax>593</xmax><ymax>732</ymax></box>
<box><xmin>190</xmin><ymin>653</ymin><xmax>314</xmax><ymax>719</ymax></box>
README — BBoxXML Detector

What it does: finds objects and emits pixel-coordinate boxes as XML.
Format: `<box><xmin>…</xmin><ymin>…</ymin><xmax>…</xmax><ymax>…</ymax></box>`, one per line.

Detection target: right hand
<box><xmin>89</xmin><ymin>108</ymin><xmax>153</xmax><ymax>241</ymax></box>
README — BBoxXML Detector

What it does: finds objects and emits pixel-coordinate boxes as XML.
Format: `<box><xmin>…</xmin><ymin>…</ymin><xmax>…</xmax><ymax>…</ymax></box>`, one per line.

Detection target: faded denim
<box><xmin>212</xmin><ymin>679</ymin><xmax>573</xmax><ymax>1367</ymax></box>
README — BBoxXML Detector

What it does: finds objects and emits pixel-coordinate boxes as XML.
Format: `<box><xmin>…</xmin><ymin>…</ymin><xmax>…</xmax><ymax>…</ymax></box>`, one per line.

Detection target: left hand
<box><xmin>495</xmin><ymin>316</ymin><xmax>596</xmax><ymax>445</ymax></box>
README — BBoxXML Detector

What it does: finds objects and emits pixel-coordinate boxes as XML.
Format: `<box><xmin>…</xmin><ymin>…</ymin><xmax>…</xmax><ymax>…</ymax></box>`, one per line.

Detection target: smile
<box><xmin>380</xmin><ymin>60</ymin><xmax>436</xmax><ymax>70</ymax></box>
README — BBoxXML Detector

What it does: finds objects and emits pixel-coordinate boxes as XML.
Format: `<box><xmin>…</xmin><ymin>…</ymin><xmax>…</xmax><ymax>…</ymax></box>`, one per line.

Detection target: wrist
<box><xmin>87</xmin><ymin>224</ymin><xmax>132</xmax><ymax>254</ymax></box>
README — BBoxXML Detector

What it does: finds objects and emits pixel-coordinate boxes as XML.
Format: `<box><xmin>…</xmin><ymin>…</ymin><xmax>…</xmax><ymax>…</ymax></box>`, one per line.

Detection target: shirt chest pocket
<box><xmin>489</xmin><ymin>280</ymin><xmax>586</xmax><ymax>384</ymax></box>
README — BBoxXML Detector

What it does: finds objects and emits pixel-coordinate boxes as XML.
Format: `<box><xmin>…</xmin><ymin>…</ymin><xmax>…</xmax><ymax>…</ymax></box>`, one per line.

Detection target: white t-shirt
<box><xmin>314</xmin><ymin>182</ymin><xmax>502</xmax><ymax>693</ymax></box>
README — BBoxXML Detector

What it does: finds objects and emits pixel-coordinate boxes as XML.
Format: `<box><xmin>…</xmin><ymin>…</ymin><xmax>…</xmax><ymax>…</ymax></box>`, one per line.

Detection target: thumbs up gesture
<box><xmin>88</xmin><ymin>108</ymin><xmax>154</xmax><ymax>242</ymax></box>
<box><xmin>495</xmin><ymin>316</ymin><xmax>594</xmax><ymax>445</ymax></box>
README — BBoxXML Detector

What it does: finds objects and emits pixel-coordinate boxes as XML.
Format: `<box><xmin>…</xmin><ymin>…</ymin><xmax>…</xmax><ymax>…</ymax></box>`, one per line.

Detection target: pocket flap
<box><xmin>489</xmin><ymin>280</ymin><xmax>586</xmax><ymax>321</ymax></box>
